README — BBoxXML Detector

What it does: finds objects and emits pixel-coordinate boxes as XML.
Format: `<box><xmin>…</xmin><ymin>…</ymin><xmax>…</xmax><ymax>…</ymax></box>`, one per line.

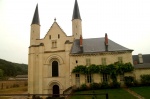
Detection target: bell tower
<box><xmin>30</xmin><ymin>4</ymin><xmax>40</xmax><ymax>46</ymax></box>
<box><xmin>72</xmin><ymin>0</ymin><xmax>82</xmax><ymax>39</ymax></box>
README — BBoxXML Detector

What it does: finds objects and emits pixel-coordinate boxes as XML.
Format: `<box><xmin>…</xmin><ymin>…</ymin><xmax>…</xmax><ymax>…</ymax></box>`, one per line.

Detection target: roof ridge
<box><xmin>82</xmin><ymin>37</ymin><xmax>104</xmax><ymax>40</ymax></box>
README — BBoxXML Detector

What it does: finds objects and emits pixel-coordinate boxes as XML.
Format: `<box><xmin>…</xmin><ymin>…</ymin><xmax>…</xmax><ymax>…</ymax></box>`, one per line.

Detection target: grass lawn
<box><xmin>0</xmin><ymin>86</ymin><xmax>27</xmax><ymax>99</ymax></box>
<box><xmin>70</xmin><ymin>88</ymin><xmax>137</xmax><ymax>99</ymax></box>
<box><xmin>130</xmin><ymin>86</ymin><xmax>150</xmax><ymax>99</ymax></box>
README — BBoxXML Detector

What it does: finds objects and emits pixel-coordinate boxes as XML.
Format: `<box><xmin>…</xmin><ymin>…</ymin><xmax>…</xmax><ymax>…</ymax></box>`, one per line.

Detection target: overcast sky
<box><xmin>0</xmin><ymin>0</ymin><xmax>150</xmax><ymax>64</ymax></box>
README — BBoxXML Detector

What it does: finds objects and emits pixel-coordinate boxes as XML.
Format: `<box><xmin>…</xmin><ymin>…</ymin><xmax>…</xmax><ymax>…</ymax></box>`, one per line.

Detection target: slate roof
<box><xmin>31</xmin><ymin>4</ymin><xmax>40</xmax><ymax>25</ymax></box>
<box><xmin>16</xmin><ymin>75</ymin><xmax>28</xmax><ymax>78</ymax></box>
<box><xmin>71</xmin><ymin>38</ymin><xmax>133</xmax><ymax>54</ymax></box>
<box><xmin>134</xmin><ymin>63</ymin><xmax>150</xmax><ymax>69</ymax></box>
<box><xmin>132</xmin><ymin>54</ymin><xmax>150</xmax><ymax>63</ymax></box>
<box><xmin>72</xmin><ymin>0</ymin><xmax>81</xmax><ymax>20</ymax></box>
<box><xmin>132</xmin><ymin>54</ymin><xmax>150</xmax><ymax>69</ymax></box>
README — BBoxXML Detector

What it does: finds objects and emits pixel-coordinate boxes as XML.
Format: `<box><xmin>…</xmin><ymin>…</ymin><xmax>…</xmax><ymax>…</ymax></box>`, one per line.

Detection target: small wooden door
<box><xmin>53</xmin><ymin>85</ymin><xmax>59</xmax><ymax>97</ymax></box>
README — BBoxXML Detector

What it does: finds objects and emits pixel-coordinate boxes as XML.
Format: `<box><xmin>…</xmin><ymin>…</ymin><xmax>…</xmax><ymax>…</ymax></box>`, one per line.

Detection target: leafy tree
<box><xmin>72</xmin><ymin>65</ymin><xmax>87</xmax><ymax>74</ymax></box>
<box><xmin>0</xmin><ymin>59</ymin><xmax>28</xmax><ymax>77</ymax></box>
<box><xmin>0</xmin><ymin>69</ymin><xmax>4</xmax><ymax>78</ymax></box>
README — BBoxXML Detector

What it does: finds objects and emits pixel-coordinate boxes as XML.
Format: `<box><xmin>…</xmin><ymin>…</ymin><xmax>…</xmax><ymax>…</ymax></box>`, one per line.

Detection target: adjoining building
<box><xmin>15</xmin><ymin>75</ymin><xmax>28</xmax><ymax>80</ymax></box>
<box><xmin>28</xmin><ymin>0</ymin><xmax>134</xmax><ymax>96</ymax></box>
<box><xmin>133</xmin><ymin>54</ymin><xmax>150</xmax><ymax>82</ymax></box>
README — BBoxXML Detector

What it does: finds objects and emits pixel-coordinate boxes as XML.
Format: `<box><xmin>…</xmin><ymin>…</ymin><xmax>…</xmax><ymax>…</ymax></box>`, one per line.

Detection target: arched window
<box><xmin>52</xmin><ymin>61</ymin><xmax>58</xmax><ymax>77</ymax></box>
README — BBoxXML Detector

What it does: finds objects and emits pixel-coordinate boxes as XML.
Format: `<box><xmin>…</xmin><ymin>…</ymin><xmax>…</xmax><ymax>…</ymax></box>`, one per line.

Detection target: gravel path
<box><xmin>123</xmin><ymin>88</ymin><xmax>145</xmax><ymax>99</ymax></box>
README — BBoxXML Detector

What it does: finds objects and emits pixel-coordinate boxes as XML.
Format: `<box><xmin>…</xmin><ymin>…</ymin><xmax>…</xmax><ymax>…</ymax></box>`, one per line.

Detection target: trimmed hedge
<box><xmin>141</xmin><ymin>74</ymin><xmax>150</xmax><ymax>86</ymax></box>
<box><xmin>75</xmin><ymin>81</ymin><xmax>121</xmax><ymax>91</ymax></box>
<box><xmin>124</xmin><ymin>76</ymin><xmax>140</xmax><ymax>87</ymax></box>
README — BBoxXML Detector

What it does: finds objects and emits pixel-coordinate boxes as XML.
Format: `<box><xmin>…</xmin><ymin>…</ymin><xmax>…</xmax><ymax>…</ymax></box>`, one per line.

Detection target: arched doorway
<box><xmin>53</xmin><ymin>85</ymin><xmax>59</xmax><ymax>97</ymax></box>
<box><xmin>52</xmin><ymin>61</ymin><xmax>58</xmax><ymax>77</ymax></box>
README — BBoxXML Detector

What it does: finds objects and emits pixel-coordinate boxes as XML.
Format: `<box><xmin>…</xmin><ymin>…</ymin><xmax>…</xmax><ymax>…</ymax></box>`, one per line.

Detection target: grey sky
<box><xmin>0</xmin><ymin>0</ymin><xmax>150</xmax><ymax>64</ymax></box>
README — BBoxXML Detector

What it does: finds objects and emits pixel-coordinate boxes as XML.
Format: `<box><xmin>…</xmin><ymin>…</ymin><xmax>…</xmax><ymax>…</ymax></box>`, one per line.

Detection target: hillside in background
<box><xmin>0</xmin><ymin>59</ymin><xmax>28</xmax><ymax>78</ymax></box>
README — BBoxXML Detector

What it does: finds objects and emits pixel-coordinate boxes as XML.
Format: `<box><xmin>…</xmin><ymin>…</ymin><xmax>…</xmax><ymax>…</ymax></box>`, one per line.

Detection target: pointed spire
<box><xmin>72</xmin><ymin>0</ymin><xmax>81</xmax><ymax>20</ymax></box>
<box><xmin>31</xmin><ymin>4</ymin><xmax>40</xmax><ymax>25</ymax></box>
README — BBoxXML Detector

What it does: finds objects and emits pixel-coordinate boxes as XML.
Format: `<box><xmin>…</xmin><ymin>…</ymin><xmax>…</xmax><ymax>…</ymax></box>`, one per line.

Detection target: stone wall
<box><xmin>0</xmin><ymin>80</ymin><xmax>27</xmax><ymax>89</ymax></box>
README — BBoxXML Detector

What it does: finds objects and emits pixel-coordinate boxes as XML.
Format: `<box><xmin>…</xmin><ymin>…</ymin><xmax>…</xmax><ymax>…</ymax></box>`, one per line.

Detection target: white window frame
<box><xmin>87</xmin><ymin>74</ymin><xmax>92</xmax><ymax>83</ymax></box>
<box><xmin>86</xmin><ymin>58</ymin><xmax>91</xmax><ymax>66</ymax></box>
<box><xmin>118</xmin><ymin>57</ymin><xmax>123</xmax><ymax>63</ymax></box>
<box><xmin>103</xmin><ymin>73</ymin><xmax>108</xmax><ymax>82</ymax></box>
<box><xmin>75</xmin><ymin>74</ymin><xmax>80</xmax><ymax>87</ymax></box>
<box><xmin>101</xmin><ymin>58</ymin><xmax>106</xmax><ymax>65</ymax></box>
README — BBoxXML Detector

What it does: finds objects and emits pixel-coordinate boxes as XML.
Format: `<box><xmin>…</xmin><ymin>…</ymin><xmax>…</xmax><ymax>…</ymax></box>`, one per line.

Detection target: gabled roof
<box><xmin>31</xmin><ymin>4</ymin><xmax>40</xmax><ymax>25</ymax></box>
<box><xmin>71</xmin><ymin>38</ymin><xmax>133</xmax><ymax>54</ymax></box>
<box><xmin>72</xmin><ymin>0</ymin><xmax>81</xmax><ymax>20</ymax></box>
<box><xmin>43</xmin><ymin>21</ymin><xmax>67</xmax><ymax>39</ymax></box>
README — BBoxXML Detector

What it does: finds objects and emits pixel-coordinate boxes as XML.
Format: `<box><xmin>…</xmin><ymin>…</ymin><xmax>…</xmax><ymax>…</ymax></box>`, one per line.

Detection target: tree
<box><xmin>0</xmin><ymin>69</ymin><xmax>4</xmax><ymax>79</ymax></box>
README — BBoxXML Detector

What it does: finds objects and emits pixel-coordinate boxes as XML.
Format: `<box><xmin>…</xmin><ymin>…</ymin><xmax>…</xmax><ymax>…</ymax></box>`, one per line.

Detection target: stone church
<box><xmin>28</xmin><ymin>0</ymin><xmax>133</xmax><ymax>96</ymax></box>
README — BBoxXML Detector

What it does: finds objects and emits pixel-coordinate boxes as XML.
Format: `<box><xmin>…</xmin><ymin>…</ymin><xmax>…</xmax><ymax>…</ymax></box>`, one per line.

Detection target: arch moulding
<box><xmin>48</xmin><ymin>80</ymin><xmax>63</xmax><ymax>90</ymax></box>
<box><xmin>45</xmin><ymin>54</ymin><xmax>64</xmax><ymax>65</ymax></box>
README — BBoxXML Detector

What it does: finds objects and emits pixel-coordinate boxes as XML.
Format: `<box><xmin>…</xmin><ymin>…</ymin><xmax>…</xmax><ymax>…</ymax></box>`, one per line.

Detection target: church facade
<box><xmin>28</xmin><ymin>0</ymin><xmax>133</xmax><ymax>95</ymax></box>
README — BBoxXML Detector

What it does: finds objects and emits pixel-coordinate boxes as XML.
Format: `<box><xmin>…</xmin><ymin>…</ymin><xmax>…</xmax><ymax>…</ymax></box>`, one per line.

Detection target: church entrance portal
<box><xmin>53</xmin><ymin>85</ymin><xmax>59</xmax><ymax>97</ymax></box>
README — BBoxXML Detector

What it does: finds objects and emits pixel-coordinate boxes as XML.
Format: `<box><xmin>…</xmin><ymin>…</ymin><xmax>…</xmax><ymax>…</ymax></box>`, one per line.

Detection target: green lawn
<box><xmin>70</xmin><ymin>88</ymin><xmax>137</xmax><ymax>99</ymax></box>
<box><xmin>130</xmin><ymin>86</ymin><xmax>150</xmax><ymax>99</ymax></box>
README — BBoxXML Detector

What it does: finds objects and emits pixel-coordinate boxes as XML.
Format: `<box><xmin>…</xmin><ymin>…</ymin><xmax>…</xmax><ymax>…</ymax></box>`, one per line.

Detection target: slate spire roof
<box><xmin>72</xmin><ymin>0</ymin><xmax>81</xmax><ymax>20</ymax></box>
<box><xmin>31</xmin><ymin>4</ymin><xmax>40</xmax><ymax>25</ymax></box>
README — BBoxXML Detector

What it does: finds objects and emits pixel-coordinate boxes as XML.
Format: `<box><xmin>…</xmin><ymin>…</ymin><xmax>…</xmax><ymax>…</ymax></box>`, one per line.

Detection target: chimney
<box><xmin>79</xmin><ymin>35</ymin><xmax>83</xmax><ymax>53</ymax></box>
<box><xmin>80</xmin><ymin>35</ymin><xmax>83</xmax><ymax>47</ymax></box>
<box><xmin>105</xmin><ymin>33</ymin><xmax>108</xmax><ymax>51</ymax></box>
<box><xmin>105</xmin><ymin>33</ymin><xmax>108</xmax><ymax>45</ymax></box>
<box><xmin>138</xmin><ymin>53</ymin><xmax>143</xmax><ymax>64</ymax></box>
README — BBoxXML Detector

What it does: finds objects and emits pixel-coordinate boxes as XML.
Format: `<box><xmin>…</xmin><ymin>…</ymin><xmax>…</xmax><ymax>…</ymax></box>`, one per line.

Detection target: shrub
<box><xmin>110</xmin><ymin>81</ymin><xmax>120</xmax><ymax>88</ymax></box>
<box><xmin>32</xmin><ymin>95</ymin><xmax>42</xmax><ymax>99</ymax></box>
<box><xmin>90</xmin><ymin>83</ymin><xmax>100</xmax><ymax>90</ymax></box>
<box><xmin>80</xmin><ymin>83</ymin><xmax>87</xmax><ymax>91</ymax></box>
<box><xmin>141</xmin><ymin>74</ymin><xmax>150</xmax><ymax>86</ymax></box>
<box><xmin>46</xmin><ymin>97</ymin><xmax>65</xmax><ymax>99</ymax></box>
<box><xmin>124</xmin><ymin>76</ymin><xmax>134</xmax><ymax>87</ymax></box>
<box><xmin>133</xmin><ymin>80</ymin><xmax>141</xmax><ymax>87</ymax></box>
<box><xmin>100</xmin><ymin>81</ymin><xmax>110</xmax><ymax>89</ymax></box>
